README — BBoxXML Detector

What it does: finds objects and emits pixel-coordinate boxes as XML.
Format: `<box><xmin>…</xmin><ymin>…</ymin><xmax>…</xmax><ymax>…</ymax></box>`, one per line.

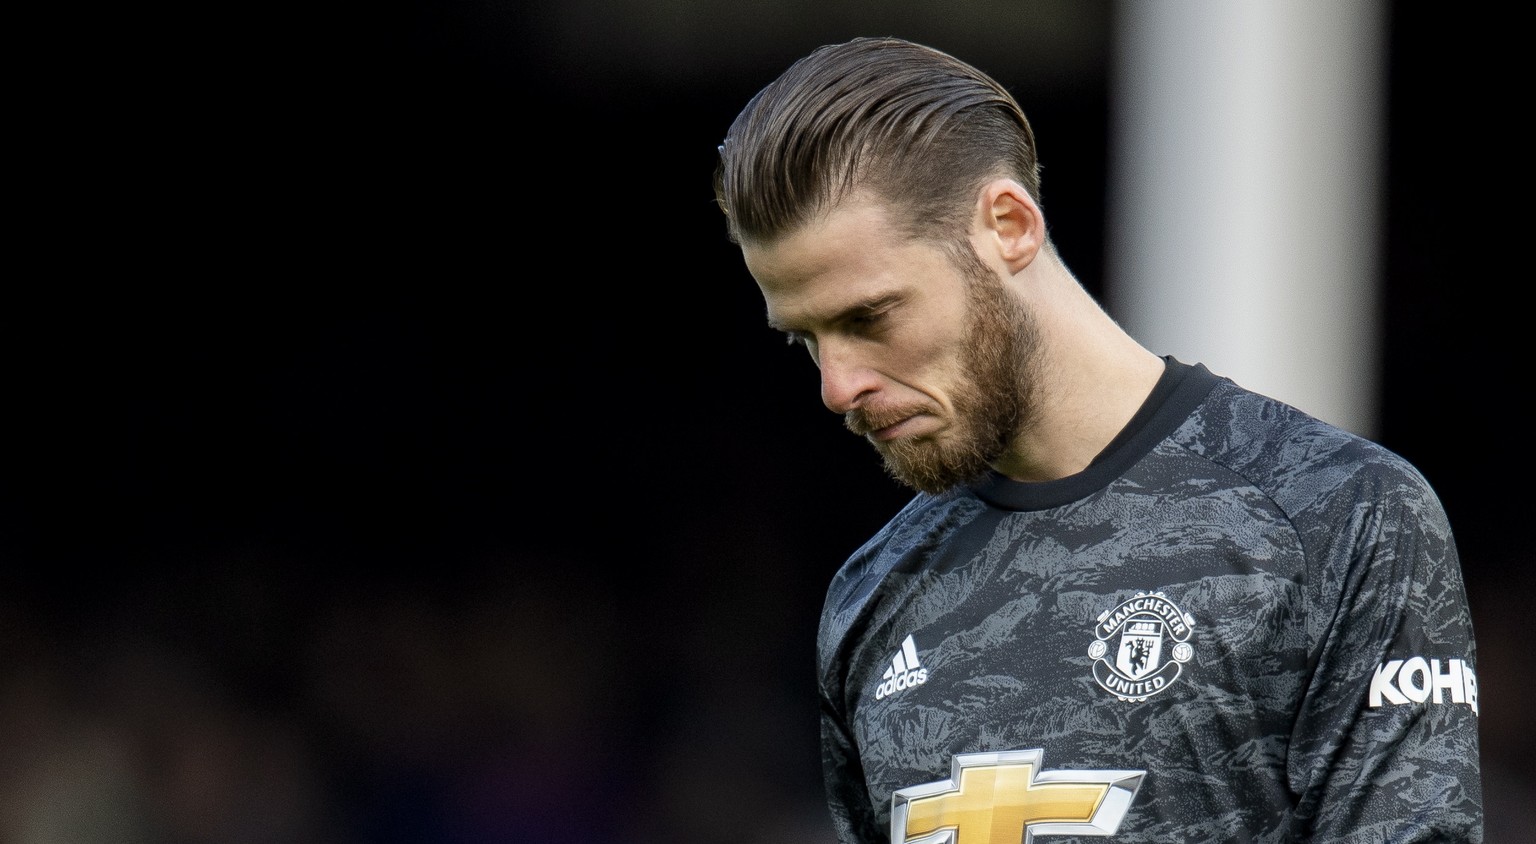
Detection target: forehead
<box><xmin>740</xmin><ymin>197</ymin><xmax>892</xmax><ymax>286</ymax></box>
<box><xmin>742</xmin><ymin>197</ymin><xmax>946</xmax><ymax>328</ymax></box>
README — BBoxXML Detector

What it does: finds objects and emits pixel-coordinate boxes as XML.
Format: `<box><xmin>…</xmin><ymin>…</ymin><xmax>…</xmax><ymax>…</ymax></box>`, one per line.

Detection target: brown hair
<box><xmin>714</xmin><ymin>36</ymin><xmax>1044</xmax><ymax>247</ymax></box>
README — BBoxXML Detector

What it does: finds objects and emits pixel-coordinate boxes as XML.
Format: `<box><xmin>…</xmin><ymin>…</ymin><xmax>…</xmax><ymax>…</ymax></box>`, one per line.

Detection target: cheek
<box><xmin>884</xmin><ymin>321</ymin><xmax>970</xmax><ymax>392</ymax></box>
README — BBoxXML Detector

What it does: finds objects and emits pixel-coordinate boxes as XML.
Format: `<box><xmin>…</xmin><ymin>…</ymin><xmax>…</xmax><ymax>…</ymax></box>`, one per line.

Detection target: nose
<box><xmin>817</xmin><ymin>343</ymin><xmax>880</xmax><ymax>414</ymax></box>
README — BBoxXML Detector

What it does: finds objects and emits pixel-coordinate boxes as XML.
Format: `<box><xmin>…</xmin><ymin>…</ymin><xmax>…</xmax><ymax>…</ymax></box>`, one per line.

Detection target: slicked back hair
<box><xmin>714</xmin><ymin>37</ymin><xmax>1045</xmax><ymax>248</ymax></box>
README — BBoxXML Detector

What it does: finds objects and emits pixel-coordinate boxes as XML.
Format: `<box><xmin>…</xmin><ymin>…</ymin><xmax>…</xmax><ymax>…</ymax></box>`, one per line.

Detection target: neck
<box><xmin>992</xmin><ymin>263</ymin><xmax>1165</xmax><ymax>482</ymax></box>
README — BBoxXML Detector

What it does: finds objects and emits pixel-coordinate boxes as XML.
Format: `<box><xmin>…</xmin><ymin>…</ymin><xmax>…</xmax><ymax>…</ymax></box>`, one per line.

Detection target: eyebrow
<box><xmin>766</xmin><ymin>293</ymin><xmax>903</xmax><ymax>333</ymax></box>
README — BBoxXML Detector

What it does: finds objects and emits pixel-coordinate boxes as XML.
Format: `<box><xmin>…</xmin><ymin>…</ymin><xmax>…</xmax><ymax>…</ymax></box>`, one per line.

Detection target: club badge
<box><xmin>1088</xmin><ymin>591</ymin><xmax>1196</xmax><ymax>702</ymax></box>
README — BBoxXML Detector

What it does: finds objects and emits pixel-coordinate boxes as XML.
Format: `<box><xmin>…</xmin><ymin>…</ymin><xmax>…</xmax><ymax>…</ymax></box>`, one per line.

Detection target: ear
<box><xmin>975</xmin><ymin>178</ymin><xmax>1045</xmax><ymax>273</ymax></box>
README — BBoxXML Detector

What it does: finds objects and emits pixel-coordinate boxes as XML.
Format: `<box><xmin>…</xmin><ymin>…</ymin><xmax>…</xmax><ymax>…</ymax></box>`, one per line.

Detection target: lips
<box><xmin>846</xmin><ymin>406</ymin><xmax>925</xmax><ymax>439</ymax></box>
<box><xmin>869</xmin><ymin>417</ymin><xmax>921</xmax><ymax>442</ymax></box>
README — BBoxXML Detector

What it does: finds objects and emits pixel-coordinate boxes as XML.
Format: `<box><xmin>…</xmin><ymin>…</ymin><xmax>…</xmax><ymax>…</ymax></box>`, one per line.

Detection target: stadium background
<box><xmin>3</xmin><ymin>2</ymin><xmax>1526</xmax><ymax>842</ymax></box>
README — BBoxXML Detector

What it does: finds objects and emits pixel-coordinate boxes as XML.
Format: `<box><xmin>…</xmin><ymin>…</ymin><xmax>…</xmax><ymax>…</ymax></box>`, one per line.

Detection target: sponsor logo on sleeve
<box><xmin>1368</xmin><ymin>656</ymin><xmax>1478</xmax><ymax>716</ymax></box>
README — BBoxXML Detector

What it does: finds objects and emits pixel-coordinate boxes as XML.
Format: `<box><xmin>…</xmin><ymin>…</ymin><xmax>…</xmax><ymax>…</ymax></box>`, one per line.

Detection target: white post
<box><xmin>1105</xmin><ymin>0</ymin><xmax>1388</xmax><ymax>438</ymax></box>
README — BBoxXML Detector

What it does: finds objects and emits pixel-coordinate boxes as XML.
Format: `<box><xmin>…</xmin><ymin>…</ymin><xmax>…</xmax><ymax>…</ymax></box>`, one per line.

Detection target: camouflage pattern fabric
<box><xmin>818</xmin><ymin>359</ymin><xmax>1482</xmax><ymax>843</ymax></box>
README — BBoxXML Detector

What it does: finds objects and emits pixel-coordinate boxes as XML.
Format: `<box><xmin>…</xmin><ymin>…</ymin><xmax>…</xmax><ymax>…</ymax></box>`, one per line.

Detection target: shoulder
<box><xmin>1185</xmin><ymin>379</ymin><xmax>1438</xmax><ymax>496</ymax></box>
<box><xmin>1176</xmin><ymin>378</ymin><xmax>1451</xmax><ymax>545</ymax></box>
<box><xmin>814</xmin><ymin>489</ymin><xmax>988</xmax><ymax>664</ymax></box>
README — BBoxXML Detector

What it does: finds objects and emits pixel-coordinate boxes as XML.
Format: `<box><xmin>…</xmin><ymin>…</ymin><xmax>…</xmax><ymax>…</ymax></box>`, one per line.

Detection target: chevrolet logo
<box><xmin>892</xmin><ymin>749</ymin><xmax>1144</xmax><ymax>843</ymax></box>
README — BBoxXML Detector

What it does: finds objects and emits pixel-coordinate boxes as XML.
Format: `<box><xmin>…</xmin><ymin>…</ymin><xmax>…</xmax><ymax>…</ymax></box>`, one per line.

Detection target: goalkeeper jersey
<box><xmin>816</xmin><ymin>357</ymin><xmax>1482</xmax><ymax>843</ymax></box>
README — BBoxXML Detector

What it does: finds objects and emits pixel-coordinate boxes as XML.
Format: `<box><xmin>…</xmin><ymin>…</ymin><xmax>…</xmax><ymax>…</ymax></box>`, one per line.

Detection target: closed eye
<box><xmin>843</xmin><ymin>304</ymin><xmax>892</xmax><ymax>336</ymax></box>
<box><xmin>767</xmin><ymin>293</ymin><xmax>899</xmax><ymax>352</ymax></box>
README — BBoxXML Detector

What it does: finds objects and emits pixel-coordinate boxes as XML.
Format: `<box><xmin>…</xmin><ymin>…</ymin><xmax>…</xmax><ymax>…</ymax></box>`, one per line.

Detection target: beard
<box><xmin>846</xmin><ymin>242</ymin><xmax>1041</xmax><ymax>494</ymax></box>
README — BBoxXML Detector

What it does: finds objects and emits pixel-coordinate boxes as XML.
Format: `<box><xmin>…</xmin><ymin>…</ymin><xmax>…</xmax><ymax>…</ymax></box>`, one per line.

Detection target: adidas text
<box><xmin>876</xmin><ymin>635</ymin><xmax>929</xmax><ymax>700</ymax></box>
<box><xmin>877</xmin><ymin>667</ymin><xmax>928</xmax><ymax>700</ymax></box>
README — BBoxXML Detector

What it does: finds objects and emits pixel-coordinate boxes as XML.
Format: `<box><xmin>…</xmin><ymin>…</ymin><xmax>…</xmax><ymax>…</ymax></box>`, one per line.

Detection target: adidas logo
<box><xmin>876</xmin><ymin>634</ymin><xmax>929</xmax><ymax>700</ymax></box>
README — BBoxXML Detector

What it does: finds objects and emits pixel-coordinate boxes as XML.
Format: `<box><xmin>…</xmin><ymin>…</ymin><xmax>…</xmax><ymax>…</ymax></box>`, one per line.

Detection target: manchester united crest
<box><xmin>1087</xmin><ymin>591</ymin><xmax>1197</xmax><ymax>702</ymax></box>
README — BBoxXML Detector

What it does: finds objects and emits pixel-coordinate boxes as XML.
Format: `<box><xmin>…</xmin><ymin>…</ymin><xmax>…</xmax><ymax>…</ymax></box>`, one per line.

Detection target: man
<box><xmin>713</xmin><ymin>37</ymin><xmax>1482</xmax><ymax>843</ymax></box>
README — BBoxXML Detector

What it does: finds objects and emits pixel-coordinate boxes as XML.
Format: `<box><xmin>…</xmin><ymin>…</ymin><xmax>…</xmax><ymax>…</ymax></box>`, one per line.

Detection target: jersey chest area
<box><xmin>834</xmin><ymin>502</ymin><xmax>1311</xmax><ymax>837</ymax></box>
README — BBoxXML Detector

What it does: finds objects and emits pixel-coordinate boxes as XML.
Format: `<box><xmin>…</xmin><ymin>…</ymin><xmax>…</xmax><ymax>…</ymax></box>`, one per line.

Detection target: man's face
<box><xmin>742</xmin><ymin>195</ymin><xmax>1039</xmax><ymax>493</ymax></box>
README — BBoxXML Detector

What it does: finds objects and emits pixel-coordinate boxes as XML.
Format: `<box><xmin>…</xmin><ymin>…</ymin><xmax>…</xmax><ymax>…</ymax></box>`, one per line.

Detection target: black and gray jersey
<box><xmin>817</xmin><ymin>359</ymin><xmax>1482</xmax><ymax>843</ymax></box>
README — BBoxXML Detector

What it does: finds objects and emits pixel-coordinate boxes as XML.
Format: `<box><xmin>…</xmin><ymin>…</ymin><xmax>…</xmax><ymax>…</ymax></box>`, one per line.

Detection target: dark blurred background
<box><xmin>3</xmin><ymin>2</ymin><xmax>1526</xmax><ymax>842</ymax></box>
